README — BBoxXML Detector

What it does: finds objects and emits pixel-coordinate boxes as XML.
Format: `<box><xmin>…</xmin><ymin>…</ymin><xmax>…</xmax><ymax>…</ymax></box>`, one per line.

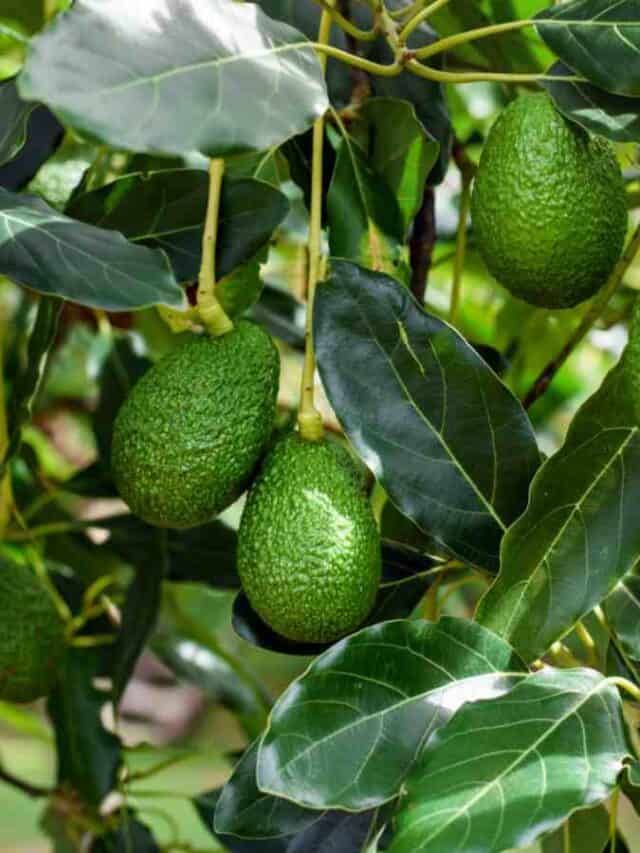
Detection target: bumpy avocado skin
<box><xmin>471</xmin><ymin>93</ymin><xmax>627</xmax><ymax>309</ymax></box>
<box><xmin>0</xmin><ymin>558</ymin><xmax>66</xmax><ymax>703</ymax></box>
<box><xmin>111</xmin><ymin>322</ymin><xmax>280</xmax><ymax>529</ymax></box>
<box><xmin>237</xmin><ymin>434</ymin><xmax>382</xmax><ymax>643</ymax></box>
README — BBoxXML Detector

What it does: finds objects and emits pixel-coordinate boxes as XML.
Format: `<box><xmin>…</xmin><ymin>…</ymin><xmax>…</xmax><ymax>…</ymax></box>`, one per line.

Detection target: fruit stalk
<box><xmin>197</xmin><ymin>158</ymin><xmax>234</xmax><ymax>338</ymax></box>
<box><xmin>523</xmin><ymin>222</ymin><xmax>640</xmax><ymax>410</ymax></box>
<box><xmin>298</xmin><ymin>4</ymin><xmax>334</xmax><ymax>443</ymax></box>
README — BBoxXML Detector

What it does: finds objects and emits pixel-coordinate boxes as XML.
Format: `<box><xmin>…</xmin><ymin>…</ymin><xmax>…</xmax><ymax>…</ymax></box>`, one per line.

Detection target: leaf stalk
<box><xmin>196</xmin><ymin>159</ymin><xmax>233</xmax><ymax>338</ymax></box>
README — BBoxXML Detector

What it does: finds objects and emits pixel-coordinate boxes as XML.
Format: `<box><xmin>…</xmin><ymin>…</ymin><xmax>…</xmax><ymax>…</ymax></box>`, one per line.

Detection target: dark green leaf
<box><xmin>255</xmin><ymin>0</ymin><xmax>353</xmax><ymax>108</ymax></box>
<box><xmin>0</xmin><ymin>107</ymin><xmax>64</xmax><ymax>193</ymax></box>
<box><xmin>356</xmin><ymin>98</ymin><xmax>439</xmax><ymax>234</ymax></box>
<box><xmin>93</xmin><ymin>813</ymin><xmax>159</xmax><ymax>853</ymax></box>
<box><xmin>1</xmin><ymin>295</ymin><xmax>61</xmax><ymax>478</ymax></box>
<box><xmin>544</xmin><ymin>61</ymin><xmax>640</xmax><ymax>142</ymax></box>
<box><xmin>0</xmin><ymin>76</ymin><xmax>36</xmax><ymax>167</ymax></box>
<box><xmin>541</xmin><ymin>804</ymin><xmax>610</xmax><ymax>853</ymax></box>
<box><xmin>314</xmin><ymin>262</ymin><xmax>540</xmax><ymax>571</ymax></box>
<box><xmin>19</xmin><ymin>0</ymin><xmax>329</xmax><ymax>157</ymax></box>
<box><xmin>93</xmin><ymin>335</ymin><xmax>151</xmax><ymax>467</ymax></box>
<box><xmin>536</xmin><ymin>1</ymin><xmax>640</xmax><ymax>97</ymax></box>
<box><xmin>109</xmin><ymin>530</ymin><xmax>168</xmax><ymax>703</ymax></box>
<box><xmin>391</xmin><ymin>669</ymin><xmax>627</xmax><ymax>853</ymax></box>
<box><xmin>250</xmin><ymin>283</ymin><xmax>305</xmax><ymax>349</ymax></box>
<box><xmin>68</xmin><ymin>171</ymin><xmax>289</xmax><ymax>284</ymax></box>
<box><xmin>604</xmin><ymin>575</ymin><xmax>640</xmax><ymax>661</ymax></box>
<box><xmin>366</xmin><ymin>29</ymin><xmax>451</xmax><ymax>185</ymax></box>
<box><xmin>204</xmin><ymin>742</ymin><xmax>389</xmax><ymax>851</ymax></box>
<box><xmin>0</xmin><ymin>188</ymin><xmax>182</xmax><ymax>310</ymax></box>
<box><xmin>47</xmin><ymin>647</ymin><xmax>121</xmax><ymax>807</ymax></box>
<box><xmin>327</xmin><ymin>134</ymin><xmax>406</xmax><ymax>279</ymax></box>
<box><xmin>477</xmin><ymin>365</ymin><xmax>640</xmax><ymax>662</ymax></box>
<box><xmin>256</xmin><ymin>617</ymin><xmax>523</xmax><ymax>811</ymax></box>
<box><xmin>215</xmin><ymin>741</ymin><xmax>319</xmax><ymax>840</ymax></box>
<box><xmin>107</xmin><ymin>514</ymin><xmax>240</xmax><ymax>589</ymax></box>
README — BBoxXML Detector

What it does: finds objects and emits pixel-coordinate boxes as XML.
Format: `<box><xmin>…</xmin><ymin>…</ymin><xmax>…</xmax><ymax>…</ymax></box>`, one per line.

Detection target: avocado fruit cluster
<box><xmin>0</xmin><ymin>557</ymin><xmax>66</xmax><ymax>703</ymax></box>
<box><xmin>112</xmin><ymin>321</ymin><xmax>279</xmax><ymax>529</ymax></box>
<box><xmin>471</xmin><ymin>93</ymin><xmax>627</xmax><ymax>309</ymax></box>
<box><xmin>237</xmin><ymin>433</ymin><xmax>382</xmax><ymax>643</ymax></box>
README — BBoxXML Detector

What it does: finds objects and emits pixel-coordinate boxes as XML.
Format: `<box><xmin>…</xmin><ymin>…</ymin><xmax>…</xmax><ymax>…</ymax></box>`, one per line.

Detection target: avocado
<box><xmin>112</xmin><ymin>321</ymin><xmax>279</xmax><ymax>529</ymax></box>
<box><xmin>471</xmin><ymin>93</ymin><xmax>627</xmax><ymax>309</ymax></box>
<box><xmin>0</xmin><ymin>557</ymin><xmax>66</xmax><ymax>703</ymax></box>
<box><xmin>237</xmin><ymin>433</ymin><xmax>381</xmax><ymax>643</ymax></box>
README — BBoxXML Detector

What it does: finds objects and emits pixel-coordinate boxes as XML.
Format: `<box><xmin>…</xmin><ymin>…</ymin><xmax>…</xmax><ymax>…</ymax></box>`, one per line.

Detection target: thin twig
<box><xmin>410</xmin><ymin>186</ymin><xmax>437</xmax><ymax>303</ymax></box>
<box><xmin>0</xmin><ymin>765</ymin><xmax>51</xmax><ymax>798</ymax></box>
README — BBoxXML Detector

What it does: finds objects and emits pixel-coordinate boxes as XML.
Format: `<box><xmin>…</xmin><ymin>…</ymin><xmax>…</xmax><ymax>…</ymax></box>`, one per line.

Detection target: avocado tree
<box><xmin>3</xmin><ymin>0</ymin><xmax>640</xmax><ymax>850</ymax></box>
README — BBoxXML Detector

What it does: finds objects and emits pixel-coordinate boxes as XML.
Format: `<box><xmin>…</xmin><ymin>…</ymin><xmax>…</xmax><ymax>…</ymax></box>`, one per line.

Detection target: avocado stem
<box><xmin>197</xmin><ymin>158</ymin><xmax>234</xmax><ymax>338</ymax></box>
<box><xmin>398</xmin><ymin>0</ymin><xmax>453</xmax><ymax>43</ymax></box>
<box><xmin>523</xmin><ymin>222</ymin><xmax>640</xmax><ymax>410</ymax></box>
<box><xmin>298</xmin><ymin>5</ymin><xmax>334</xmax><ymax>443</ymax></box>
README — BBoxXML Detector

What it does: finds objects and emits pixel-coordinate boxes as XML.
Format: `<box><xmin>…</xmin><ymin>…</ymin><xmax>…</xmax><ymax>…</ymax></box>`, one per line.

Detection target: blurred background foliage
<box><xmin>2</xmin><ymin>0</ymin><xmax>640</xmax><ymax>850</ymax></box>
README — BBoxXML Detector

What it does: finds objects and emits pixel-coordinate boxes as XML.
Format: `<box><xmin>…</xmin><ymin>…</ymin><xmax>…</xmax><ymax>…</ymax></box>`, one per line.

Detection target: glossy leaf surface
<box><xmin>68</xmin><ymin>171</ymin><xmax>289</xmax><ymax>283</ymax></box>
<box><xmin>19</xmin><ymin>0</ymin><xmax>329</xmax><ymax>156</ymax></box>
<box><xmin>256</xmin><ymin>618</ymin><xmax>523</xmax><ymax>810</ymax></box>
<box><xmin>0</xmin><ymin>188</ymin><xmax>182</xmax><ymax>310</ymax></box>
<box><xmin>544</xmin><ymin>61</ymin><xmax>640</xmax><ymax>142</ymax></box>
<box><xmin>478</xmin><ymin>365</ymin><xmax>640</xmax><ymax>662</ymax></box>
<box><xmin>391</xmin><ymin>669</ymin><xmax>627</xmax><ymax>853</ymax></box>
<box><xmin>536</xmin><ymin>1</ymin><xmax>640</xmax><ymax>97</ymax></box>
<box><xmin>315</xmin><ymin>262</ymin><xmax>540</xmax><ymax>571</ymax></box>
<box><xmin>0</xmin><ymin>76</ymin><xmax>36</xmax><ymax>167</ymax></box>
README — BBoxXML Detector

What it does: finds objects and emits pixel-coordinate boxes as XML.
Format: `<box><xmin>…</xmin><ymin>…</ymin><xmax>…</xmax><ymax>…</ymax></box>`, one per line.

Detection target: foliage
<box><xmin>1</xmin><ymin>1</ymin><xmax>640</xmax><ymax>851</ymax></box>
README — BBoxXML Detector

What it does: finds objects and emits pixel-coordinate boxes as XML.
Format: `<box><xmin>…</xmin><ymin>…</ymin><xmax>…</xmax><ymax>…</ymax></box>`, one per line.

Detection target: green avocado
<box><xmin>0</xmin><ymin>557</ymin><xmax>66</xmax><ymax>703</ymax></box>
<box><xmin>237</xmin><ymin>433</ymin><xmax>382</xmax><ymax>643</ymax></box>
<box><xmin>471</xmin><ymin>93</ymin><xmax>627</xmax><ymax>309</ymax></box>
<box><xmin>112</xmin><ymin>321</ymin><xmax>279</xmax><ymax>529</ymax></box>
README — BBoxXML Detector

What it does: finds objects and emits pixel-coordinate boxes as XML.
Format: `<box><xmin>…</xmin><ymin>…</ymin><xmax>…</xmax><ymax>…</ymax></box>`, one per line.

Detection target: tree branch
<box><xmin>0</xmin><ymin>764</ymin><xmax>51</xmax><ymax>798</ymax></box>
<box><xmin>410</xmin><ymin>186</ymin><xmax>437</xmax><ymax>303</ymax></box>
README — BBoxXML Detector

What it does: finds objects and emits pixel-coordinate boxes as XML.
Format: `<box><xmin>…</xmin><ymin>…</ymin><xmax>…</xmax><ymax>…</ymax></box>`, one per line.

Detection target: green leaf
<box><xmin>0</xmin><ymin>188</ymin><xmax>182</xmax><ymax>310</ymax></box>
<box><xmin>477</xmin><ymin>365</ymin><xmax>640</xmax><ymax>662</ymax></box>
<box><xmin>544</xmin><ymin>61</ymin><xmax>640</xmax><ymax>143</ymax></box>
<box><xmin>256</xmin><ymin>617</ymin><xmax>523</xmax><ymax>811</ymax></box>
<box><xmin>19</xmin><ymin>0</ymin><xmax>329</xmax><ymax>157</ymax></box>
<box><xmin>212</xmin><ymin>741</ymin><xmax>392</xmax><ymax>849</ymax></box>
<box><xmin>215</xmin><ymin>255</ymin><xmax>264</xmax><ymax>319</ymax></box>
<box><xmin>68</xmin><ymin>171</ymin><xmax>289</xmax><ymax>284</ymax></box>
<box><xmin>541</xmin><ymin>804</ymin><xmax>610</xmax><ymax>853</ymax></box>
<box><xmin>109</xmin><ymin>530</ymin><xmax>168</xmax><ymax>703</ymax></box>
<box><xmin>604</xmin><ymin>575</ymin><xmax>640</xmax><ymax>661</ymax></box>
<box><xmin>1</xmin><ymin>296</ymin><xmax>61</xmax><ymax>478</ymax></box>
<box><xmin>47</xmin><ymin>647</ymin><xmax>121</xmax><ymax>807</ymax></box>
<box><xmin>314</xmin><ymin>262</ymin><xmax>540</xmax><ymax>571</ymax></box>
<box><xmin>356</xmin><ymin>98</ymin><xmax>439</xmax><ymax>234</ymax></box>
<box><xmin>391</xmin><ymin>669</ymin><xmax>627</xmax><ymax>853</ymax></box>
<box><xmin>0</xmin><ymin>76</ymin><xmax>36</xmax><ymax>167</ymax></box>
<box><xmin>215</xmin><ymin>741</ymin><xmax>319</xmax><ymax>840</ymax></box>
<box><xmin>327</xmin><ymin>133</ymin><xmax>406</xmax><ymax>279</ymax></box>
<box><xmin>153</xmin><ymin>631</ymin><xmax>266</xmax><ymax>739</ymax></box>
<box><xmin>536</xmin><ymin>1</ymin><xmax>640</xmax><ymax>97</ymax></box>
<box><xmin>93</xmin><ymin>814</ymin><xmax>159</xmax><ymax>852</ymax></box>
